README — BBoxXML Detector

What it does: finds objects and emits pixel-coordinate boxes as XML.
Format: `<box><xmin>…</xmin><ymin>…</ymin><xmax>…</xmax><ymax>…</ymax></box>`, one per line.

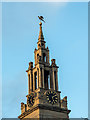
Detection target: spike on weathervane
<box><xmin>38</xmin><ymin>16</ymin><xmax>45</xmax><ymax>23</ymax></box>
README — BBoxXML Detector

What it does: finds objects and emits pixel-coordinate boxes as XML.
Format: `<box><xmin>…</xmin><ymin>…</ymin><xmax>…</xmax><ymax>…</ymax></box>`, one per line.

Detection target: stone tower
<box><xmin>18</xmin><ymin>21</ymin><xmax>71</xmax><ymax>119</ymax></box>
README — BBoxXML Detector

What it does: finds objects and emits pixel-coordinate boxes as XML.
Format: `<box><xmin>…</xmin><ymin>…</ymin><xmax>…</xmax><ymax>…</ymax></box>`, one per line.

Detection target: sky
<box><xmin>89</xmin><ymin>2</ymin><xmax>90</xmax><ymax>119</ymax></box>
<box><xmin>1</xmin><ymin>2</ymin><xmax>88</xmax><ymax>118</ymax></box>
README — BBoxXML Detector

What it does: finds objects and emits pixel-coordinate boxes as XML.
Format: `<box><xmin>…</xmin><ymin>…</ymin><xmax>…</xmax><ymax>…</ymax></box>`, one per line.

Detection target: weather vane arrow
<box><xmin>38</xmin><ymin>16</ymin><xmax>45</xmax><ymax>23</ymax></box>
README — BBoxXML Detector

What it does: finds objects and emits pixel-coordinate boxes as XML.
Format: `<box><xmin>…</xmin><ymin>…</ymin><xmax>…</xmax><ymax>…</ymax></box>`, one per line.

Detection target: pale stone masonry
<box><xmin>18</xmin><ymin>21</ymin><xmax>71</xmax><ymax>119</ymax></box>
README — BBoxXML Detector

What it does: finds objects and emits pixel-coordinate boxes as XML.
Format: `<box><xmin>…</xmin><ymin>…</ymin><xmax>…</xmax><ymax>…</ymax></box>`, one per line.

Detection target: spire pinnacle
<box><xmin>38</xmin><ymin>22</ymin><xmax>44</xmax><ymax>41</ymax></box>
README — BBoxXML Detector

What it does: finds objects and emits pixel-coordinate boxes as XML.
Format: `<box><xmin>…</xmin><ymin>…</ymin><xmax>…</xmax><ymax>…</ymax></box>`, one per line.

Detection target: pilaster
<box><xmin>37</xmin><ymin>68</ymin><xmax>39</xmax><ymax>89</ymax></box>
<box><xmin>52</xmin><ymin>68</ymin><xmax>55</xmax><ymax>90</ymax></box>
<box><xmin>39</xmin><ymin>68</ymin><xmax>42</xmax><ymax>87</ymax></box>
<box><xmin>42</xmin><ymin>67</ymin><xmax>45</xmax><ymax>88</ymax></box>
<box><xmin>56</xmin><ymin>69</ymin><xmax>58</xmax><ymax>91</ymax></box>
<box><xmin>33</xmin><ymin>71</ymin><xmax>35</xmax><ymax>91</ymax></box>
<box><xmin>28</xmin><ymin>73</ymin><xmax>30</xmax><ymax>94</ymax></box>
<box><xmin>30</xmin><ymin>70</ymin><xmax>32</xmax><ymax>92</ymax></box>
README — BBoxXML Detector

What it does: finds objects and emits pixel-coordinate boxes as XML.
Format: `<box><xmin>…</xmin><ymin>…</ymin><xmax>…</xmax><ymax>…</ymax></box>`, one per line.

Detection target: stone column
<box><xmin>30</xmin><ymin>71</ymin><xmax>32</xmax><ymax>92</ymax></box>
<box><xmin>42</xmin><ymin>68</ymin><xmax>44</xmax><ymax>88</ymax></box>
<box><xmin>37</xmin><ymin>68</ymin><xmax>39</xmax><ymax>89</ymax></box>
<box><xmin>48</xmin><ymin>51</ymin><xmax>49</xmax><ymax>63</ymax></box>
<box><xmin>53</xmin><ymin>68</ymin><xmax>55</xmax><ymax>90</ymax></box>
<box><xmin>39</xmin><ymin>68</ymin><xmax>42</xmax><ymax>87</ymax></box>
<box><xmin>48</xmin><ymin>71</ymin><xmax>50</xmax><ymax>89</ymax></box>
<box><xmin>50</xmin><ymin>70</ymin><xmax>52</xmax><ymax>89</ymax></box>
<box><xmin>56</xmin><ymin>69</ymin><xmax>58</xmax><ymax>91</ymax></box>
<box><xmin>33</xmin><ymin>71</ymin><xmax>35</xmax><ymax>91</ymax></box>
<box><xmin>28</xmin><ymin>73</ymin><xmax>30</xmax><ymax>94</ymax></box>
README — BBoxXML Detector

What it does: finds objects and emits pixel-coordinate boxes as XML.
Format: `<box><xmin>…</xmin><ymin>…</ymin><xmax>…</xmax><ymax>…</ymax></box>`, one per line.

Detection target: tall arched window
<box><xmin>44</xmin><ymin>70</ymin><xmax>49</xmax><ymax>89</ymax></box>
<box><xmin>35</xmin><ymin>72</ymin><xmax>37</xmax><ymax>90</ymax></box>
<box><xmin>48</xmin><ymin>74</ymin><xmax>50</xmax><ymax>89</ymax></box>
<box><xmin>37</xmin><ymin>54</ymin><xmax>39</xmax><ymax>58</ymax></box>
<box><xmin>43</xmin><ymin>53</ymin><xmax>46</xmax><ymax>62</ymax></box>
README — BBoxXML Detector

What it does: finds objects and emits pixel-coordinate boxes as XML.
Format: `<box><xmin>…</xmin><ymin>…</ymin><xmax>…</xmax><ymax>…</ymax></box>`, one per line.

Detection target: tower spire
<box><xmin>38</xmin><ymin>22</ymin><xmax>44</xmax><ymax>41</ymax></box>
<box><xmin>18</xmin><ymin>16</ymin><xmax>71</xmax><ymax>119</ymax></box>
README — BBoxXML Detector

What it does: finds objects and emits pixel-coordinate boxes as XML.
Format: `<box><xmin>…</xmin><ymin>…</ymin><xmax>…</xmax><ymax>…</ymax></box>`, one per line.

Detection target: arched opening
<box><xmin>37</xmin><ymin>54</ymin><xmax>39</xmax><ymax>62</ymax></box>
<box><xmin>43</xmin><ymin>53</ymin><xmax>46</xmax><ymax>62</ymax></box>
<box><xmin>38</xmin><ymin>44</ymin><xmax>40</xmax><ymax>47</ymax></box>
<box><xmin>44</xmin><ymin>70</ymin><xmax>49</xmax><ymax>89</ymax></box>
<box><xmin>35</xmin><ymin>72</ymin><xmax>37</xmax><ymax>90</ymax></box>
<box><xmin>37</xmin><ymin>54</ymin><xmax>39</xmax><ymax>58</ymax></box>
<box><xmin>41</xmin><ymin>43</ymin><xmax>44</xmax><ymax>46</ymax></box>
<box><xmin>48</xmin><ymin>74</ymin><xmax>50</xmax><ymax>89</ymax></box>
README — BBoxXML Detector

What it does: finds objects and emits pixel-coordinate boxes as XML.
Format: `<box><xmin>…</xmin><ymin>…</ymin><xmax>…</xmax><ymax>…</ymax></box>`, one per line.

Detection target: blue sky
<box><xmin>2</xmin><ymin>2</ymin><xmax>88</xmax><ymax>118</ymax></box>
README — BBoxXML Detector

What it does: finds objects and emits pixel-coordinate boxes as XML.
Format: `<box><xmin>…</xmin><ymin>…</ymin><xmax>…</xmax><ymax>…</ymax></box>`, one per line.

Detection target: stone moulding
<box><xmin>18</xmin><ymin>104</ymin><xmax>71</xmax><ymax>119</ymax></box>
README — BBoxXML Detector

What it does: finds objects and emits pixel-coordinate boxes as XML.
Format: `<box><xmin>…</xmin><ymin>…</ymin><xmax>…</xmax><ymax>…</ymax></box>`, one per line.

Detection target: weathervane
<box><xmin>38</xmin><ymin>16</ymin><xmax>45</xmax><ymax>23</ymax></box>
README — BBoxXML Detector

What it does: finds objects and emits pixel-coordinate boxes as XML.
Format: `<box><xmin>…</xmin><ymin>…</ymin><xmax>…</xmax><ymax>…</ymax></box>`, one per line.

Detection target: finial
<box><xmin>63</xmin><ymin>96</ymin><xmax>67</xmax><ymax>101</ymax></box>
<box><xmin>39</xmin><ymin>22</ymin><xmax>42</xmax><ymax>26</ymax></box>
<box><xmin>47</xmin><ymin>46</ymin><xmax>48</xmax><ymax>49</ymax></box>
<box><xmin>38</xmin><ymin>17</ymin><xmax>44</xmax><ymax>41</ymax></box>
<box><xmin>38</xmin><ymin>16</ymin><xmax>45</xmax><ymax>23</ymax></box>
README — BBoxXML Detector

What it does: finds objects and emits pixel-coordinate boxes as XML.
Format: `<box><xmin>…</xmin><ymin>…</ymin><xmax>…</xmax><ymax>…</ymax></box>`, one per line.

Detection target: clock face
<box><xmin>27</xmin><ymin>95</ymin><xmax>35</xmax><ymax>107</ymax></box>
<box><xmin>46</xmin><ymin>91</ymin><xmax>58</xmax><ymax>104</ymax></box>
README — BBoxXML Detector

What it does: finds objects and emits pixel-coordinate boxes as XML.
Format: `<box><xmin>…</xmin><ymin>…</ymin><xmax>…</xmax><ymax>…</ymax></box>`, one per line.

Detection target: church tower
<box><xmin>18</xmin><ymin>19</ymin><xmax>71</xmax><ymax>119</ymax></box>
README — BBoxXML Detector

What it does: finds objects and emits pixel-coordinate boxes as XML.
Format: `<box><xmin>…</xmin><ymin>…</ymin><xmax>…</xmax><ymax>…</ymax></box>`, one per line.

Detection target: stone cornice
<box><xmin>37</xmin><ymin>47</ymin><xmax>49</xmax><ymax>51</ymax></box>
<box><xmin>26</xmin><ymin>88</ymin><xmax>61</xmax><ymax>96</ymax></box>
<box><xmin>18</xmin><ymin>104</ymin><xmax>71</xmax><ymax>119</ymax></box>
<box><xmin>37</xmin><ymin>40</ymin><xmax>46</xmax><ymax>44</ymax></box>
<box><xmin>50</xmin><ymin>65</ymin><xmax>59</xmax><ymax>68</ymax></box>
